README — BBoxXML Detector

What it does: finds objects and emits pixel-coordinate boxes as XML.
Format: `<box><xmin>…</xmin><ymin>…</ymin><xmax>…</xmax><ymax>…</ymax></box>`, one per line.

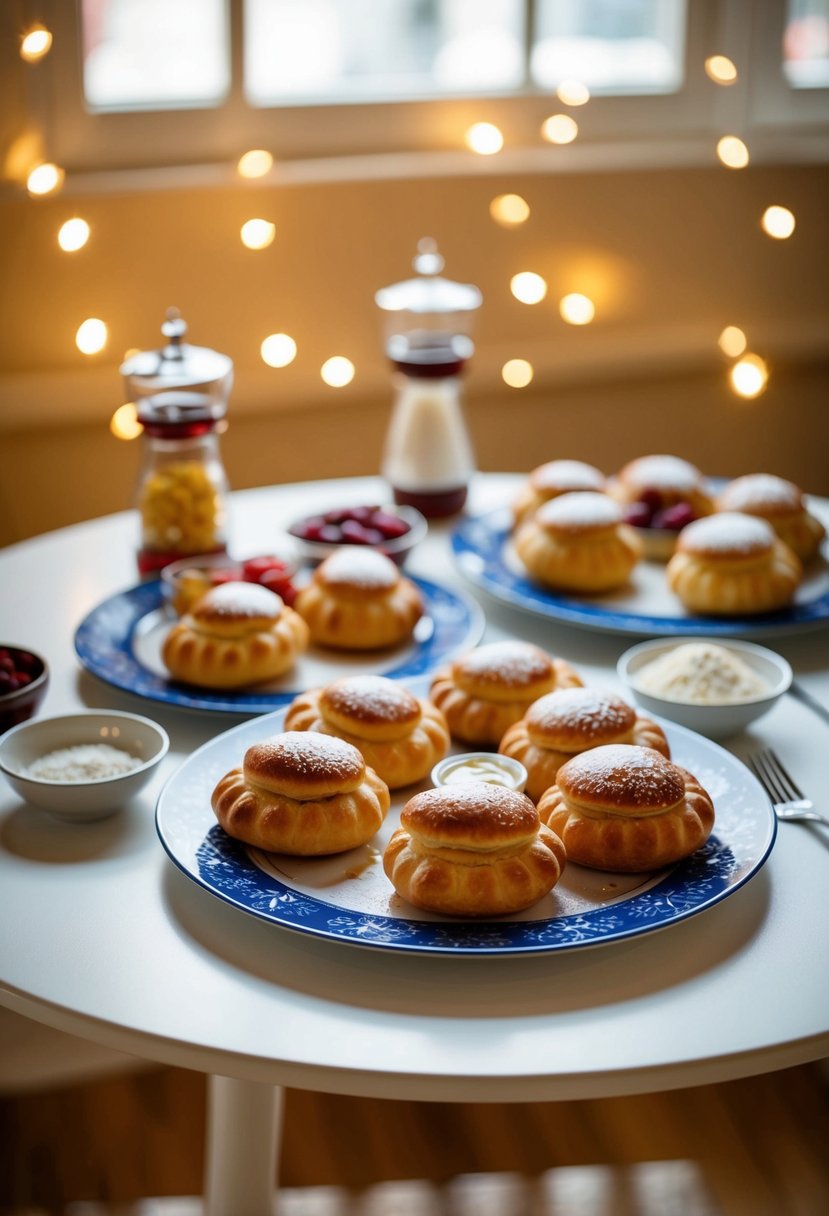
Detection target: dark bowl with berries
<box><xmin>161</xmin><ymin>550</ymin><xmax>300</xmax><ymax>617</ymax></box>
<box><xmin>287</xmin><ymin>503</ymin><xmax>427</xmax><ymax>567</ymax></box>
<box><xmin>0</xmin><ymin>645</ymin><xmax>50</xmax><ymax>735</ymax></box>
<box><xmin>622</xmin><ymin>496</ymin><xmax>704</xmax><ymax>561</ymax></box>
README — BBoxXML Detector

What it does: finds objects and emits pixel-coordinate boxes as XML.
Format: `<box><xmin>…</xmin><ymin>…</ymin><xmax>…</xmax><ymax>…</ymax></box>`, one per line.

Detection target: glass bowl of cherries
<box><xmin>287</xmin><ymin>503</ymin><xmax>427</xmax><ymax>566</ymax></box>
<box><xmin>161</xmin><ymin>551</ymin><xmax>300</xmax><ymax>617</ymax></box>
<box><xmin>0</xmin><ymin>645</ymin><xmax>50</xmax><ymax>735</ymax></box>
<box><xmin>622</xmin><ymin>494</ymin><xmax>700</xmax><ymax>561</ymax></box>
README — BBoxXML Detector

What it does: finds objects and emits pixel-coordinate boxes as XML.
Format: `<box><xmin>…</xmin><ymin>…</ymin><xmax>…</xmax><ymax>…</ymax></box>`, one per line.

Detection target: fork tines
<box><xmin>749</xmin><ymin>748</ymin><xmax>804</xmax><ymax>803</ymax></box>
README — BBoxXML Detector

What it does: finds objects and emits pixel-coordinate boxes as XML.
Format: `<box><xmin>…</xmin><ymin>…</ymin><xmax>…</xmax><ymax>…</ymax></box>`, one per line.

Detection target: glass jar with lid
<box><xmin>121</xmin><ymin>309</ymin><xmax>234</xmax><ymax>576</ymax></box>
<box><xmin>375</xmin><ymin>239</ymin><xmax>482</xmax><ymax>519</ymax></box>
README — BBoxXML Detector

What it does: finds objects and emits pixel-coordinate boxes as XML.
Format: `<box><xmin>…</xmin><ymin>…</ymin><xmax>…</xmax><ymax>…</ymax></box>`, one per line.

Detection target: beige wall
<box><xmin>2</xmin><ymin>122</ymin><xmax>828</xmax><ymax>546</ymax></box>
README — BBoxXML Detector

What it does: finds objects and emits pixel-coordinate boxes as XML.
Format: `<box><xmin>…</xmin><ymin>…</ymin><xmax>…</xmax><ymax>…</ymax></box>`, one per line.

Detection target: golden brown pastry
<box><xmin>514</xmin><ymin>492</ymin><xmax>643</xmax><ymax>593</ymax></box>
<box><xmin>666</xmin><ymin>512</ymin><xmax>802</xmax><ymax>616</ymax></box>
<box><xmin>499</xmin><ymin>687</ymin><xmax>670</xmax><ymax>803</ymax></box>
<box><xmin>294</xmin><ymin>547</ymin><xmax>423</xmax><ymax>650</ymax></box>
<box><xmin>161</xmin><ymin>581</ymin><xmax>309</xmax><ymax>689</ymax></box>
<box><xmin>284</xmin><ymin>674</ymin><xmax>450</xmax><ymax>789</ymax></box>
<box><xmin>608</xmin><ymin>454</ymin><xmax>715</xmax><ymax>518</ymax></box>
<box><xmin>383</xmin><ymin>783</ymin><xmax>566</xmax><ymax>917</ymax></box>
<box><xmin>715</xmin><ymin>473</ymin><xmax>826</xmax><ymax>564</ymax></box>
<box><xmin>430</xmin><ymin>640</ymin><xmax>583</xmax><ymax>747</ymax></box>
<box><xmin>211</xmin><ymin>730</ymin><xmax>390</xmax><ymax>855</ymax></box>
<box><xmin>512</xmin><ymin>460</ymin><xmax>607</xmax><ymax>528</ymax></box>
<box><xmin>538</xmin><ymin>744</ymin><xmax>715</xmax><ymax>872</ymax></box>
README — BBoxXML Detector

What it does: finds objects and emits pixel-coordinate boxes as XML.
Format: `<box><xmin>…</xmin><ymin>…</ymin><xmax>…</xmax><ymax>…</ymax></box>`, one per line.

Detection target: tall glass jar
<box><xmin>121</xmin><ymin>311</ymin><xmax>234</xmax><ymax>576</ymax></box>
<box><xmin>133</xmin><ymin>396</ymin><xmax>230</xmax><ymax>576</ymax></box>
<box><xmin>376</xmin><ymin>241</ymin><xmax>482</xmax><ymax>519</ymax></box>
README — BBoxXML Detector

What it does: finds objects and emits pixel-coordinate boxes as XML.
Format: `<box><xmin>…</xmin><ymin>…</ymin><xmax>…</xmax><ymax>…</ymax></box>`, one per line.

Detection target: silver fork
<box><xmin>749</xmin><ymin>748</ymin><xmax>829</xmax><ymax>827</ymax></box>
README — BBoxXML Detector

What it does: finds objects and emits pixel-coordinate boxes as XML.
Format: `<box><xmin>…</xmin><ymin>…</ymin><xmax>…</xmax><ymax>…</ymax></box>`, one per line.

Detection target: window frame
<box><xmin>27</xmin><ymin>0</ymin><xmax>829</xmax><ymax>180</ymax></box>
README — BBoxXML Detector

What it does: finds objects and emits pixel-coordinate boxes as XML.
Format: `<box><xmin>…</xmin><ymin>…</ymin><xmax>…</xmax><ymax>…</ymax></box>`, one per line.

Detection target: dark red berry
<box><xmin>370</xmin><ymin>511</ymin><xmax>409</xmax><ymax>539</ymax></box>
<box><xmin>653</xmin><ymin>503</ymin><xmax>696</xmax><ymax>531</ymax></box>
<box><xmin>624</xmin><ymin>502</ymin><xmax>653</xmax><ymax>528</ymax></box>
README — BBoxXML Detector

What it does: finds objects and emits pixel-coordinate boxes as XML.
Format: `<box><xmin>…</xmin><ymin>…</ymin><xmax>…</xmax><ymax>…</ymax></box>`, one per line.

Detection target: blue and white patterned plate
<box><xmin>452</xmin><ymin>508</ymin><xmax>829</xmax><ymax>638</ymax></box>
<box><xmin>155</xmin><ymin>701</ymin><xmax>776</xmax><ymax>956</ymax></box>
<box><xmin>74</xmin><ymin>576</ymin><xmax>484</xmax><ymax>714</ymax></box>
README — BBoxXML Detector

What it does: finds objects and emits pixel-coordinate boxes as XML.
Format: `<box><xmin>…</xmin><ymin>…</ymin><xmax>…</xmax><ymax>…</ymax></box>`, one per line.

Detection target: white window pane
<box><xmin>784</xmin><ymin>0</ymin><xmax>829</xmax><ymax>87</ymax></box>
<box><xmin>82</xmin><ymin>0</ymin><xmax>230</xmax><ymax>110</ymax></box>
<box><xmin>531</xmin><ymin>0</ymin><xmax>686</xmax><ymax>94</ymax></box>
<box><xmin>244</xmin><ymin>0</ymin><xmax>524</xmax><ymax>105</ymax></box>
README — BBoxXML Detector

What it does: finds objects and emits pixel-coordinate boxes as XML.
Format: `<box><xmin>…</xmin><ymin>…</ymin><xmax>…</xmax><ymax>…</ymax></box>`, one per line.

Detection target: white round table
<box><xmin>2</xmin><ymin>474</ymin><xmax>828</xmax><ymax>1215</ymax></box>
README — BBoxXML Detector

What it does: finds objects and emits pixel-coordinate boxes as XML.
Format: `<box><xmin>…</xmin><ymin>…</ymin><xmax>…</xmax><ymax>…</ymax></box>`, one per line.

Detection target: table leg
<box><xmin>204</xmin><ymin>1074</ymin><xmax>283</xmax><ymax>1216</ymax></box>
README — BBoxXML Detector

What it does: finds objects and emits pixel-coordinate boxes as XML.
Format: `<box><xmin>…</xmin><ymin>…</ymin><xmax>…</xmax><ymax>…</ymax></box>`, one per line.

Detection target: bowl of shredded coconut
<box><xmin>0</xmin><ymin>710</ymin><xmax>169</xmax><ymax>820</ymax></box>
<box><xmin>617</xmin><ymin>637</ymin><xmax>792</xmax><ymax>739</ymax></box>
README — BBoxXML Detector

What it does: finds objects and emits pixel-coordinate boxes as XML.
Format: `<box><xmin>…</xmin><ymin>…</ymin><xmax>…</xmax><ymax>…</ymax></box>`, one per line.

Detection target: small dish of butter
<box><xmin>431</xmin><ymin>752</ymin><xmax>528</xmax><ymax>793</ymax></box>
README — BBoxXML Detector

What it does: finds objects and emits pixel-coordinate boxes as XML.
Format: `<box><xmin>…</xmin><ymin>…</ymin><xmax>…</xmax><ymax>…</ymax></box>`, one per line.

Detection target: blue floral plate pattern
<box><xmin>156</xmin><ymin>705</ymin><xmax>775</xmax><ymax>957</ymax></box>
<box><xmin>74</xmin><ymin>576</ymin><xmax>484</xmax><ymax>714</ymax></box>
<box><xmin>451</xmin><ymin>508</ymin><xmax>829</xmax><ymax>638</ymax></box>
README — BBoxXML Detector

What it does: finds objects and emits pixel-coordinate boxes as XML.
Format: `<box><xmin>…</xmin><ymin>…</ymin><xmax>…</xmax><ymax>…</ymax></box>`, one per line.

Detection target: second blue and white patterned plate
<box><xmin>451</xmin><ymin>507</ymin><xmax>829</xmax><ymax>638</ymax></box>
<box><xmin>156</xmin><ymin>698</ymin><xmax>775</xmax><ymax>957</ymax></box>
<box><xmin>75</xmin><ymin>576</ymin><xmax>484</xmax><ymax>714</ymax></box>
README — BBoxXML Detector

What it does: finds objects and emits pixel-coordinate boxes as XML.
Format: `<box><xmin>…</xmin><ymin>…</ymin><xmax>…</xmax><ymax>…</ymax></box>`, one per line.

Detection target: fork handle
<box><xmin>777</xmin><ymin>808</ymin><xmax>829</xmax><ymax>828</ymax></box>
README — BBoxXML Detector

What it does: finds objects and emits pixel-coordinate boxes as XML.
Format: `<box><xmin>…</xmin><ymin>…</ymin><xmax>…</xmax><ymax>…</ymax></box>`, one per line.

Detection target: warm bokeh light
<box><xmin>510</xmin><ymin>272</ymin><xmax>547</xmax><ymax>305</ymax></box>
<box><xmin>57</xmin><ymin>217</ymin><xmax>90</xmax><ymax>252</ymax></box>
<box><xmin>730</xmin><ymin>354</ymin><xmax>769</xmax><ymax>399</ymax></box>
<box><xmin>559</xmin><ymin>293</ymin><xmax>595</xmax><ymax>325</ymax></box>
<box><xmin>705</xmin><ymin>55</ymin><xmax>738</xmax><ymax>84</ymax></box>
<box><xmin>502</xmin><ymin>359</ymin><xmax>534</xmax><ymax>388</ymax></box>
<box><xmin>541</xmin><ymin>114</ymin><xmax>579</xmax><ymax>144</ymax></box>
<box><xmin>321</xmin><ymin>356</ymin><xmax>355</xmax><ymax>387</ymax></box>
<box><xmin>75</xmin><ymin>318</ymin><xmax>108</xmax><ymax>355</ymax></box>
<box><xmin>261</xmin><ymin>333</ymin><xmax>297</xmax><ymax>368</ymax></box>
<box><xmin>240</xmin><ymin>218</ymin><xmax>276</xmax><ymax>249</ymax></box>
<box><xmin>237</xmin><ymin>149</ymin><xmax>274</xmax><ymax>178</ymax></box>
<box><xmin>110</xmin><ymin>403</ymin><xmax>142</xmax><ymax>440</ymax></box>
<box><xmin>717</xmin><ymin>135</ymin><xmax>749</xmax><ymax>168</ymax></box>
<box><xmin>489</xmin><ymin>193</ymin><xmax>530</xmax><ymax>227</ymax></box>
<box><xmin>27</xmin><ymin>162</ymin><xmax>64</xmax><ymax>196</ymax></box>
<box><xmin>761</xmin><ymin>205</ymin><xmax>796</xmax><ymax>239</ymax></box>
<box><xmin>20</xmin><ymin>25</ymin><xmax>52</xmax><ymax>63</ymax></box>
<box><xmin>718</xmin><ymin>326</ymin><xmax>747</xmax><ymax>357</ymax></box>
<box><xmin>464</xmin><ymin>122</ymin><xmax>504</xmax><ymax>155</ymax></box>
<box><xmin>556</xmin><ymin>79</ymin><xmax>590</xmax><ymax>106</ymax></box>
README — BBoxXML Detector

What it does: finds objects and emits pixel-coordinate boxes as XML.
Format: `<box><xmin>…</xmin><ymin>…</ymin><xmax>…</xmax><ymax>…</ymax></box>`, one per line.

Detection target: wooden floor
<box><xmin>2</xmin><ymin>1062</ymin><xmax>828</xmax><ymax>1215</ymax></box>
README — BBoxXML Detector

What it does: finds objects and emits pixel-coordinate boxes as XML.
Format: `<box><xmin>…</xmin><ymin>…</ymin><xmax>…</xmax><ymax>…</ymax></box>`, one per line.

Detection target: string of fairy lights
<box><xmin>17</xmin><ymin>21</ymin><xmax>798</xmax><ymax>440</ymax></box>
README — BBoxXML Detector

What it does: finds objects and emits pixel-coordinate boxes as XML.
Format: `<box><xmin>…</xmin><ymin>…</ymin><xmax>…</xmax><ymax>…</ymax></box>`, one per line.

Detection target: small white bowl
<box><xmin>431</xmin><ymin>752</ymin><xmax>528</xmax><ymax>793</ymax></box>
<box><xmin>0</xmin><ymin>710</ymin><xmax>169</xmax><ymax>821</ymax></box>
<box><xmin>617</xmin><ymin>637</ymin><xmax>792</xmax><ymax>740</ymax></box>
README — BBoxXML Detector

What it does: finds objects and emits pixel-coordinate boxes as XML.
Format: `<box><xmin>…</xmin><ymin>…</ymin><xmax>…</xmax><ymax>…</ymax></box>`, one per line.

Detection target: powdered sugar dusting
<box><xmin>622</xmin><ymin>455</ymin><xmax>702</xmax><ymax>493</ymax></box>
<box><xmin>247</xmin><ymin>730</ymin><xmax>363</xmax><ymax>778</ymax></box>
<box><xmin>527</xmin><ymin>688</ymin><xmax>635</xmax><ymax>738</ymax></box>
<box><xmin>322</xmin><ymin>675</ymin><xmax>419</xmax><ymax>723</ymax></box>
<box><xmin>404</xmin><ymin>782</ymin><xmax>538</xmax><ymax>834</ymax></box>
<box><xmin>537</xmin><ymin>491</ymin><xmax>622</xmax><ymax>529</ymax></box>
<box><xmin>319</xmin><ymin>546</ymin><xmax>398</xmax><ymax>589</ymax></box>
<box><xmin>680</xmin><ymin>512</ymin><xmax>775</xmax><ymax>554</ymax></box>
<box><xmin>560</xmin><ymin>744</ymin><xmax>683</xmax><ymax>808</ymax></box>
<box><xmin>532</xmin><ymin>460</ymin><xmax>606</xmax><ymax>492</ymax></box>
<box><xmin>718</xmin><ymin>473</ymin><xmax>802</xmax><ymax>513</ymax></box>
<box><xmin>196</xmin><ymin>581</ymin><xmax>281</xmax><ymax>617</ymax></box>
<box><xmin>457</xmin><ymin>641</ymin><xmax>552</xmax><ymax>687</ymax></box>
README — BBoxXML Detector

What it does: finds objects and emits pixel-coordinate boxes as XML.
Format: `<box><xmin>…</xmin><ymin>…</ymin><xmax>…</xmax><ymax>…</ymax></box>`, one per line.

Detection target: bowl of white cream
<box><xmin>617</xmin><ymin>637</ymin><xmax>792</xmax><ymax>739</ymax></box>
<box><xmin>431</xmin><ymin>752</ymin><xmax>528</xmax><ymax>793</ymax></box>
<box><xmin>0</xmin><ymin>710</ymin><xmax>169</xmax><ymax>820</ymax></box>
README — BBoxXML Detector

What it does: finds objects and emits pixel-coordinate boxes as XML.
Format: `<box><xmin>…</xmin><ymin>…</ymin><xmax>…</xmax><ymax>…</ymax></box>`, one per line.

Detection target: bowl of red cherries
<box><xmin>161</xmin><ymin>551</ymin><xmax>300</xmax><ymax>617</ymax></box>
<box><xmin>622</xmin><ymin>494</ymin><xmax>700</xmax><ymax>561</ymax></box>
<box><xmin>287</xmin><ymin>503</ymin><xmax>427</xmax><ymax>566</ymax></box>
<box><xmin>0</xmin><ymin>645</ymin><xmax>50</xmax><ymax>735</ymax></box>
